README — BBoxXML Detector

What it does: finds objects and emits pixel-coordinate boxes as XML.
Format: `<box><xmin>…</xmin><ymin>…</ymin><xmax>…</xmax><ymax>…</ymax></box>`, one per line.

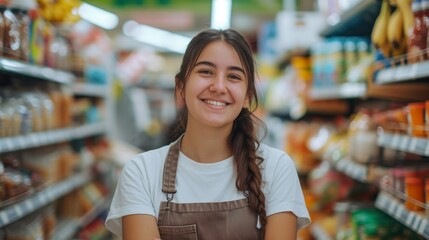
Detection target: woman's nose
<box><xmin>210</xmin><ymin>75</ymin><xmax>227</xmax><ymax>93</ymax></box>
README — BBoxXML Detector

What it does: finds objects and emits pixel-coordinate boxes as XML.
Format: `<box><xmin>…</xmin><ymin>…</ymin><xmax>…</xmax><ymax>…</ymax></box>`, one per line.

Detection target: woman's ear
<box><xmin>243</xmin><ymin>97</ymin><xmax>250</xmax><ymax>109</ymax></box>
<box><xmin>175</xmin><ymin>81</ymin><xmax>186</xmax><ymax>108</ymax></box>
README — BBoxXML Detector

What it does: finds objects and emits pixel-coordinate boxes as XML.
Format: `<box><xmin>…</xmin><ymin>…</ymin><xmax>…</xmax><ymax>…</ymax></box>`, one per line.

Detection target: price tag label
<box><xmin>412</xmin><ymin>214</ymin><xmax>422</xmax><ymax>231</ymax></box>
<box><xmin>409</xmin><ymin>138</ymin><xmax>417</xmax><ymax>153</ymax></box>
<box><xmin>407</xmin><ymin>211</ymin><xmax>416</xmax><ymax>226</ymax></box>
<box><xmin>414</xmin><ymin>138</ymin><xmax>427</xmax><ymax>155</ymax></box>
<box><xmin>4</xmin><ymin>139</ymin><xmax>13</xmax><ymax>151</ymax></box>
<box><xmin>0</xmin><ymin>211</ymin><xmax>8</xmax><ymax>226</ymax></box>
<box><xmin>400</xmin><ymin>136</ymin><xmax>409</xmax><ymax>151</ymax></box>
<box><xmin>37</xmin><ymin>192</ymin><xmax>47</xmax><ymax>205</ymax></box>
<box><xmin>13</xmin><ymin>205</ymin><xmax>23</xmax><ymax>218</ymax></box>
<box><xmin>395</xmin><ymin>204</ymin><xmax>408</xmax><ymax>221</ymax></box>
<box><xmin>426</xmin><ymin>142</ymin><xmax>429</xmax><ymax>156</ymax></box>
<box><xmin>46</xmin><ymin>188</ymin><xmax>55</xmax><ymax>200</ymax></box>
<box><xmin>25</xmin><ymin>199</ymin><xmax>34</xmax><ymax>212</ymax></box>
<box><xmin>29</xmin><ymin>134</ymin><xmax>38</xmax><ymax>147</ymax></box>
<box><xmin>388</xmin><ymin>199</ymin><xmax>397</xmax><ymax>214</ymax></box>
<box><xmin>392</xmin><ymin>134</ymin><xmax>400</xmax><ymax>148</ymax></box>
<box><xmin>17</xmin><ymin>136</ymin><xmax>26</xmax><ymax>148</ymax></box>
<box><xmin>418</xmin><ymin>218</ymin><xmax>428</xmax><ymax>236</ymax></box>
<box><xmin>7</xmin><ymin>208</ymin><xmax>18</xmax><ymax>222</ymax></box>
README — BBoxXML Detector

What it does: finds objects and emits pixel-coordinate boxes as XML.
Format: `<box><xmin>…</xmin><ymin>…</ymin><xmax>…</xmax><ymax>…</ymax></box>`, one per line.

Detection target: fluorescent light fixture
<box><xmin>123</xmin><ymin>21</ymin><xmax>191</xmax><ymax>54</ymax></box>
<box><xmin>211</xmin><ymin>0</ymin><xmax>232</xmax><ymax>29</ymax></box>
<box><xmin>78</xmin><ymin>3</ymin><xmax>119</xmax><ymax>30</ymax></box>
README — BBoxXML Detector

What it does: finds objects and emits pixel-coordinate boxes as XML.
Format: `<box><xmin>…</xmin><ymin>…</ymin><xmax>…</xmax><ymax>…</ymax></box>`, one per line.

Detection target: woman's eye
<box><xmin>198</xmin><ymin>69</ymin><xmax>212</xmax><ymax>75</ymax></box>
<box><xmin>228</xmin><ymin>74</ymin><xmax>242</xmax><ymax>80</ymax></box>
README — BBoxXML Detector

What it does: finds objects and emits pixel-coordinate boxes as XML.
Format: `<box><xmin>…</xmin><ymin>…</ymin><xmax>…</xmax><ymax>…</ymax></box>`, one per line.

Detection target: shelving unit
<box><xmin>0</xmin><ymin>171</ymin><xmax>92</xmax><ymax>228</ymax></box>
<box><xmin>375</xmin><ymin>191</ymin><xmax>429</xmax><ymax>239</ymax></box>
<box><xmin>375</xmin><ymin>61</ymin><xmax>429</xmax><ymax>84</ymax></box>
<box><xmin>309</xmin><ymin>83</ymin><xmax>367</xmax><ymax>100</ymax></box>
<box><xmin>0</xmin><ymin>46</ymin><xmax>112</xmax><ymax>239</ymax></box>
<box><xmin>73</xmin><ymin>83</ymin><xmax>108</xmax><ymax>98</ymax></box>
<box><xmin>378</xmin><ymin>132</ymin><xmax>429</xmax><ymax>157</ymax></box>
<box><xmin>0</xmin><ymin>57</ymin><xmax>75</xmax><ymax>85</ymax></box>
<box><xmin>308</xmin><ymin>1</ymin><xmax>429</xmax><ymax>239</ymax></box>
<box><xmin>0</xmin><ymin>122</ymin><xmax>107</xmax><ymax>153</ymax></box>
<box><xmin>333</xmin><ymin>157</ymin><xmax>368</xmax><ymax>183</ymax></box>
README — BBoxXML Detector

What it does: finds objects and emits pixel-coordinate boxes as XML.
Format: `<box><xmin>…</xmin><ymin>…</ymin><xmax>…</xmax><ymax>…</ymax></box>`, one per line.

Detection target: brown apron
<box><xmin>157</xmin><ymin>138</ymin><xmax>262</xmax><ymax>240</ymax></box>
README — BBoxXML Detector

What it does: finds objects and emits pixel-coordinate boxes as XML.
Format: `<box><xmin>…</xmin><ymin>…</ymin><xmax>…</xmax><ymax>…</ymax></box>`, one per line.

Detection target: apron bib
<box><xmin>157</xmin><ymin>138</ymin><xmax>262</xmax><ymax>240</ymax></box>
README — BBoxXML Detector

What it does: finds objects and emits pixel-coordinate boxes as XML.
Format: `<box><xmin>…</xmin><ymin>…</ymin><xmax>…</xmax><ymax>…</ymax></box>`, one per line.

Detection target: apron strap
<box><xmin>162</xmin><ymin>136</ymin><xmax>182</xmax><ymax>195</ymax></box>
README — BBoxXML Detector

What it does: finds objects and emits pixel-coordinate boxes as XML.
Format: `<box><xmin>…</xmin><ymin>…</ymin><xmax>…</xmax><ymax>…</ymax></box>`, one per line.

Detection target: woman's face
<box><xmin>182</xmin><ymin>40</ymin><xmax>249</xmax><ymax>129</ymax></box>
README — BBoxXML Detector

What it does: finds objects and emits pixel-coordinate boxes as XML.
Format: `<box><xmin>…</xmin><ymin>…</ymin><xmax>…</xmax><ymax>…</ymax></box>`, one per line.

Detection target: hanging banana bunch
<box><xmin>387</xmin><ymin>0</ymin><xmax>407</xmax><ymax>57</ymax></box>
<box><xmin>371</xmin><ymin>0</ymin><xmax>392</xmax><ymax>58</ymax></box>
<box><xmin>36</xmin><ymin>0</ymin><xmax>82</xmax><ymax>23</ymax></box>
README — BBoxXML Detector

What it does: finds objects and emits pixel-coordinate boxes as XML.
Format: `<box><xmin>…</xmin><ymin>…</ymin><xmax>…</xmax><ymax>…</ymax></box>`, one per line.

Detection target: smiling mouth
<box><xmin>204</xmin><ymin>99</ymin><xmax>228</xmax><ymax>106</ymax></box>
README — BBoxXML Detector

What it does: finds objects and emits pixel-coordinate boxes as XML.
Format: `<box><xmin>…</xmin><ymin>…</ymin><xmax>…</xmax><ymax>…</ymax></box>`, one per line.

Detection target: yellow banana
<box><xmin>371</xmin><ymin>0</ymin><xmax>391</xmax><ymax>52</ymax></box>
<box><xmin>396</xmin><ymin>0</ymin><xmax>414</xmax><ymax>36</ymax></box>
<box><xmin>388</xmin><ymin>9</ymin><xmax>404</xmax><ymax>50</ymax></box>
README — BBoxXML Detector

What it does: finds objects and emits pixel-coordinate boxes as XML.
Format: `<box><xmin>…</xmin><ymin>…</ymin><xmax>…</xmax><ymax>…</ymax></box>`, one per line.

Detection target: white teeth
<box><xmin>205</xmin><ymin>100</ymin><xmax>226</xmax><ymax>106</ymax></box>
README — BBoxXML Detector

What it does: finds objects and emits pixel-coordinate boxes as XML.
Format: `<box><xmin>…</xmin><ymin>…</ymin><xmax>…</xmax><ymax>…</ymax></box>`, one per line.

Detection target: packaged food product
<box><xmin>408</xmin><ymin>0</ymin><xmax>427</xmax><ymax>63</ymax></box>
<box><xmin>405</xmin><ymin>176</ymin><xmax>425</xmax><ymax>211</ymax></box>
<box><xmin>425</xmin><ymin>100</ymin><xmax>429</xmax><ymax>138</ymax></box>
<box><xmin>407</xmin><ymin>102</ymin><xmax>425</xmax><ymax>137</ymax></box>
<box><xmin>3</xmin><ymin>8</ymin><xmax>21</xmax><ymax>59</ymax></box>
<box><xmin>348</xmin><ymin>110</ymin><xmax>378</xmax><ymax>163</ymax></box>
<box><xmin>0</xmin><ymin>5</ymin><xmax>6</xmax><ymax>56</ymax></box>
<box><xmin>15</xmin><ymin>8</ymin><xmax>30</xmax><ymax>61</ymax></box>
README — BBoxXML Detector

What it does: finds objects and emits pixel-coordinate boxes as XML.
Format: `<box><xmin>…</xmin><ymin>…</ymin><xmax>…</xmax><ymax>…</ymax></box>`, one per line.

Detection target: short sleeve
<box><xmin>105</xmin><ymin>156</ymin><xmax>157</xmax><ymax>237</ymax></box>
<box><xmin>265</xmin><ymin>153</ymin><xmax>311</xmax><ymax>230</ymax></box>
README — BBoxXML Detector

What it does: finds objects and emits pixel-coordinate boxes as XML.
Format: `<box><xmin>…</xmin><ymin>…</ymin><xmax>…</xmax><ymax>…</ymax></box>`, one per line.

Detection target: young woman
<box><xmin>105</xmin><ymin>28</ymin><xmax>310</xmax><ymax>240</ymax></box>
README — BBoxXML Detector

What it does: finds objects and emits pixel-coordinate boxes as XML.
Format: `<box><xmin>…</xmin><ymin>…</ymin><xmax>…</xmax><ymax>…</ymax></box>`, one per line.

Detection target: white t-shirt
<box><xmin>105</xmin><ymin>142</ymin><xmax>311</xmax><ymax>237</ymax></box>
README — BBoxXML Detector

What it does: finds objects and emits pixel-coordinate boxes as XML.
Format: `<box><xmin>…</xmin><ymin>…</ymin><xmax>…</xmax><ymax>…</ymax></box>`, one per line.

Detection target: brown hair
<box><xmin>174</xmin><ymin>29</ymin><xmax>267</xmax><ymax>231</ymax></box>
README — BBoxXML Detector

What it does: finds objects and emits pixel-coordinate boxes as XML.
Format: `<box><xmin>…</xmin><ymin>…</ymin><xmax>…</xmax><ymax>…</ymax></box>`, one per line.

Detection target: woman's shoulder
<box><xmin>258</xmin><ymin>143</ymin><xmax>295</xmax><ymax>171</ymax></box>
<box><xmin>257</xmin><ymin>143</ymin><xmax>289</xmax><ymax>162</ymax></box>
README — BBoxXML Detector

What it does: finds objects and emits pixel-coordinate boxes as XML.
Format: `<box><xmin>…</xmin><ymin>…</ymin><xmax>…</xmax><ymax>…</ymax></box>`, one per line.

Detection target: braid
<box><xmin>230</xmin><ymin>108</ymin><xmax>267</xmax><ymax>233</ymax></box>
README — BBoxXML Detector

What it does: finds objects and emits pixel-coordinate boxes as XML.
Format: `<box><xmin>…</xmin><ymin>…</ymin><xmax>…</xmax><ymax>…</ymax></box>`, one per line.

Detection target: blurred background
<box><xmin>0</xmin><ymin>0</ymin><xmax>429</xmax><ymax>239</ymax></box>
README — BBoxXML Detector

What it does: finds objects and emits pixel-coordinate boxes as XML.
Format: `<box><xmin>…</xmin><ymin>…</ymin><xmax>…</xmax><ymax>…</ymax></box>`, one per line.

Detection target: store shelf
<box><xmin>310</xmin><ymin>83</ymin><xmax>367</xmax><ymax>100</ymax></box>
<box><xmin>333</xmin><ymin>157</ymin><xmax>368</xmax><ymax>183</ymax></box>
<box><xmin>378</xmin><ymin>133</ymin><xmax>429</xmax><ymax>157</ymax></box>
<box><xmin>0</xmin><ymin>171</ymin><xmax>92</xmax><ymax>228</ymax></box>
<box><xmin>0</xmin><ymin>122</ymin><xmax>107</xmax><ymax>153</ymax></box>
<box><xmin>319</xmin><ymin>0</ymin><xmax>381</xmax><ymax>37</ymax></box>
<box><xmin>375</xmin><ymin>191</ymin><xmax>429</xmax><ymax>239</ymax></box>
<box><xmin>0</xmin><ymin>57</ymin><xmax>75</xmax><ymax>85</ymax></box>
<box><xmin>375</xmin><ymin>61</ymin><xmax>429</xmax><ymax>84</ymax></box>
<box><xmin>73</xmin><ymin>83</ymin><xmax>108</xmax><ymax>98</ymax></box>
<box><xmin>52</xmin><ymin>195</ymin><xmax>111</xmax><ymax>240</ymax></box>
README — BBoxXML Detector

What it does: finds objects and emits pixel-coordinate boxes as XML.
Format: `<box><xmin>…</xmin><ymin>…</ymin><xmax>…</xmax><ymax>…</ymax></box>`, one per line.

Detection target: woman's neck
<box><xmin>180</xmin><ymin>126</ymin><xmax>232</xmax><ymax>163</ymax></box>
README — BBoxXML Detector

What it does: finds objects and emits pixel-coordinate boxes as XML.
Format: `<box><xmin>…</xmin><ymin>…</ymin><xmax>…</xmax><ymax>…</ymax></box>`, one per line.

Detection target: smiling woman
<box><xmin>105</xmin><ymin>28</ymin><xmax>311</xmax><ymax>240</ymax></box>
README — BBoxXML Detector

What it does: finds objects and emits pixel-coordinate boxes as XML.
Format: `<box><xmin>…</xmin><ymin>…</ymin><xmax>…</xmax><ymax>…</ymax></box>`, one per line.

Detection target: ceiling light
<box><xmin>211</xmin><ymin>0</ymin><xmax>232</xmax><ymax>29</ymax></box>
<box><xmin>78</xmin><ymin>3</ymin><xmax>119</xmax><ymax>30</ymax></box>
<box><xmin>123</xmin><ymin>21</ymin><xmax>191</xmax><ymax>54</ymax></box>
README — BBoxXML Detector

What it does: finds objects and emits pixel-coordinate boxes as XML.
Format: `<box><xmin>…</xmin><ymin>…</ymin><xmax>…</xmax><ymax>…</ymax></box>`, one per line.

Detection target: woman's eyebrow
<box><xmin>195</xmin><ymin>61</ymin><xmax>245</xmax><ymax>75</ymax></box>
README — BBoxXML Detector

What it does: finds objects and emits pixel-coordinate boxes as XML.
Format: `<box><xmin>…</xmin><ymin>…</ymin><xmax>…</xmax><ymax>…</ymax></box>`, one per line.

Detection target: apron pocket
<box><xmin>158</xmin><ymin>224</ymin><xmax>198</xmax><ymax>240</ymax></box>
